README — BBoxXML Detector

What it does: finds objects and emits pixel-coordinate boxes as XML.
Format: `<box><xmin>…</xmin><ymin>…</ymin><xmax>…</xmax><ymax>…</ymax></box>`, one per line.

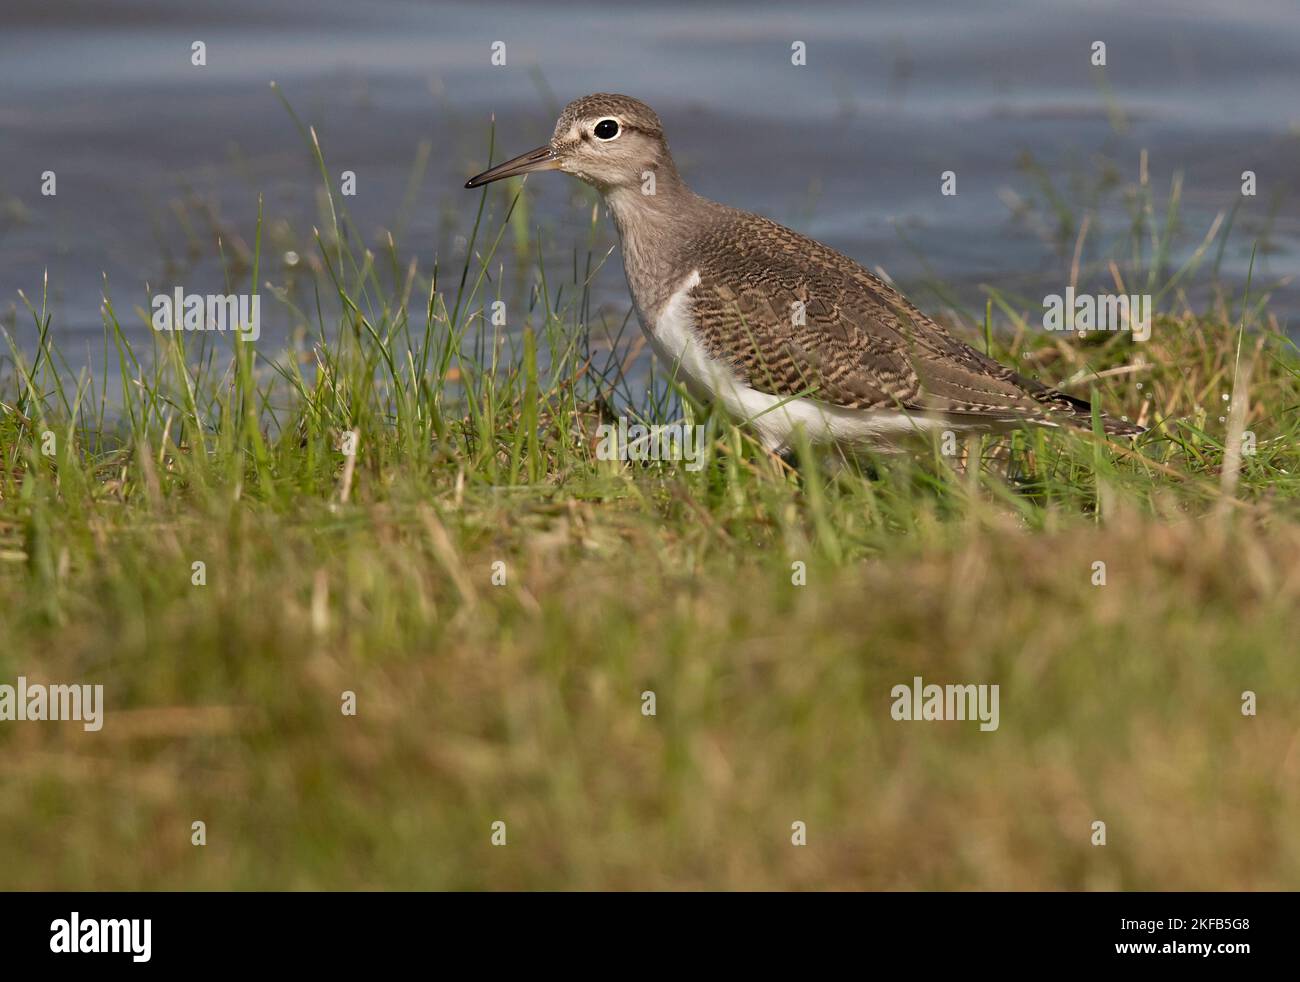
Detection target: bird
<box><xmin>464</xmin><ymin>93</ymin><xmax>1143</xmax><ymax>454</ymax></box>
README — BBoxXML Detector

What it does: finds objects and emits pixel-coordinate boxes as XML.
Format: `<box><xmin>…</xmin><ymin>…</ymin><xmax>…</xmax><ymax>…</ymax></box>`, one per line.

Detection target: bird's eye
<box><xmin>593</xmin><ymin>118</ymin><xmax>620</xmax><ymax>140</ymax></box>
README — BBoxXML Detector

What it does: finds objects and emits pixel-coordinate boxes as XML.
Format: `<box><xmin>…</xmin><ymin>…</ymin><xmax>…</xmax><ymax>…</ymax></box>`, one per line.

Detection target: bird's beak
<box><xmin>464</xmin><ymin>144</ymin><xmax>560</xmax><ymax>189</ymax></box>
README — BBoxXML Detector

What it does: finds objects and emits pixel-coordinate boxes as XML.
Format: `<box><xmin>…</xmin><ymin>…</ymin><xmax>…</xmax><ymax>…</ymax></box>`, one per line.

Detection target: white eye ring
<box><xmin>593</xmin><ymin>118</ymin><xmax>621</xmax><ymax>141</ymax></box>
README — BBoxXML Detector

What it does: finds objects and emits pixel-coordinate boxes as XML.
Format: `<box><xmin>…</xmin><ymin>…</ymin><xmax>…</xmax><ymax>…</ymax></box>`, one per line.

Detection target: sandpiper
<box><xmin>465</xmin><ymin>93</ymin><xmax>1142</xmax><ymax>452</ymax></box>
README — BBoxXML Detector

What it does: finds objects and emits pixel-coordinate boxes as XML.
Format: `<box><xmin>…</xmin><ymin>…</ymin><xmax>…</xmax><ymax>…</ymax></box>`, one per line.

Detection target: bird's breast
<box><xmin>634</xmin><ymin>270</ymin><xmax>725</xmax><ymax>401</ymax></box>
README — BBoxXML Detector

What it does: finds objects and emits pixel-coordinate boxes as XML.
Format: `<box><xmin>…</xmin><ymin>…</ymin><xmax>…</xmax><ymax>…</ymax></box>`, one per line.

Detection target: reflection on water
<box><xmin>1</xmin><ymin>0</ymin><xmax>1296</xmax><ymax>363</ymax></box>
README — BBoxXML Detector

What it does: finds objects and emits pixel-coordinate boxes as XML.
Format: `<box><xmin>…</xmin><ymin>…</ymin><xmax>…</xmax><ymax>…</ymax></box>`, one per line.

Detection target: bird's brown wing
<box><xmin>685</xmin><ymin>211</ymin><xmax>1140</xmax><ymax>434</ymax></box>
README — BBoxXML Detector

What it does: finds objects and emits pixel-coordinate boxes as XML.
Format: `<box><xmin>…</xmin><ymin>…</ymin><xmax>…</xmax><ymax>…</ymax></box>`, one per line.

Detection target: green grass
<box><xmin>1</xmin><ymin>113</ymin><xmax>1298</xmax><ymax>890</ymax></box>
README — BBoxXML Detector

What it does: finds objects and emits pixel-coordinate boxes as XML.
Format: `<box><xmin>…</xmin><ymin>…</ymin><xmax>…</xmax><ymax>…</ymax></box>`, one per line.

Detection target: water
<box><xmin>2</xmin><ymin>0</ymin><xmax>1297</xmax><ymax>365</ymax></box>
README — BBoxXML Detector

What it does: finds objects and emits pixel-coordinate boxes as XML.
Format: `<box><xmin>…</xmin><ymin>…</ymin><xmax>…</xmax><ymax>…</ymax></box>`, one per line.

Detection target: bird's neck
<box><xmin>602</xmin><ymin>164</ymin><xmax>691</xmax><ymax>233</ymax></box>
<box><xmin>603</xmin><ymin>167</ymin><xmax>713</xmax><ymax>314</ymax></box>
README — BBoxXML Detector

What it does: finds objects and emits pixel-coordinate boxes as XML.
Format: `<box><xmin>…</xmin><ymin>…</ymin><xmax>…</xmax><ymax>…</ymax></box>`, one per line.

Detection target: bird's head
<box><xmin>465</xmin><ymin>93</ymin><xmax>673</xmax><ymax>193</ymax></box>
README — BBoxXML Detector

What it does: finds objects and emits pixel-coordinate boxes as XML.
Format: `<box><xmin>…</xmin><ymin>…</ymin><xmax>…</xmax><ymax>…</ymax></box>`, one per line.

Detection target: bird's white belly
<box><xmin>636</xmin><ymin>270</ymin><xmax>954</xmax><ymax>452</ymax></box>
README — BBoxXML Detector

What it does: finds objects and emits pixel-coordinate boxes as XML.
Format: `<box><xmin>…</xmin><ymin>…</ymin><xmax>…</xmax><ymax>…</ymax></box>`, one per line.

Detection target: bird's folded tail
<box><xmin>1026</xmin><ymin>383</ymin><xmax>1145</xmax><ymax>437</ymax></box>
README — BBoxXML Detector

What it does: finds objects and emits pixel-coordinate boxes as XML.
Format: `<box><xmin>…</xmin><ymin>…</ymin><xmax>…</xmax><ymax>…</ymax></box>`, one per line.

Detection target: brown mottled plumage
<box><xmin>466</xmin><ymin>93</ymin><xmax>1143</xmax><ymax>450</ymax></box>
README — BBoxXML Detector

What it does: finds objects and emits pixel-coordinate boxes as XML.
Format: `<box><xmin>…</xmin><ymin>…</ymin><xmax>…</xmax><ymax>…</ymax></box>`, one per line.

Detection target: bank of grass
<box><xmin>1</xmin><ymin>122</ymin><xmax>1299</xmax><ymax>889</ymax></box>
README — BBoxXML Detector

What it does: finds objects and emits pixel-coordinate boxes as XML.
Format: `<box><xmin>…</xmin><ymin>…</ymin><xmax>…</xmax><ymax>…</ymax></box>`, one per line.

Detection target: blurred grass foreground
<box><xmin>1</xmin><ymin>107</ymin><xmax>1298</xmax><ymax>890</ymax></box>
